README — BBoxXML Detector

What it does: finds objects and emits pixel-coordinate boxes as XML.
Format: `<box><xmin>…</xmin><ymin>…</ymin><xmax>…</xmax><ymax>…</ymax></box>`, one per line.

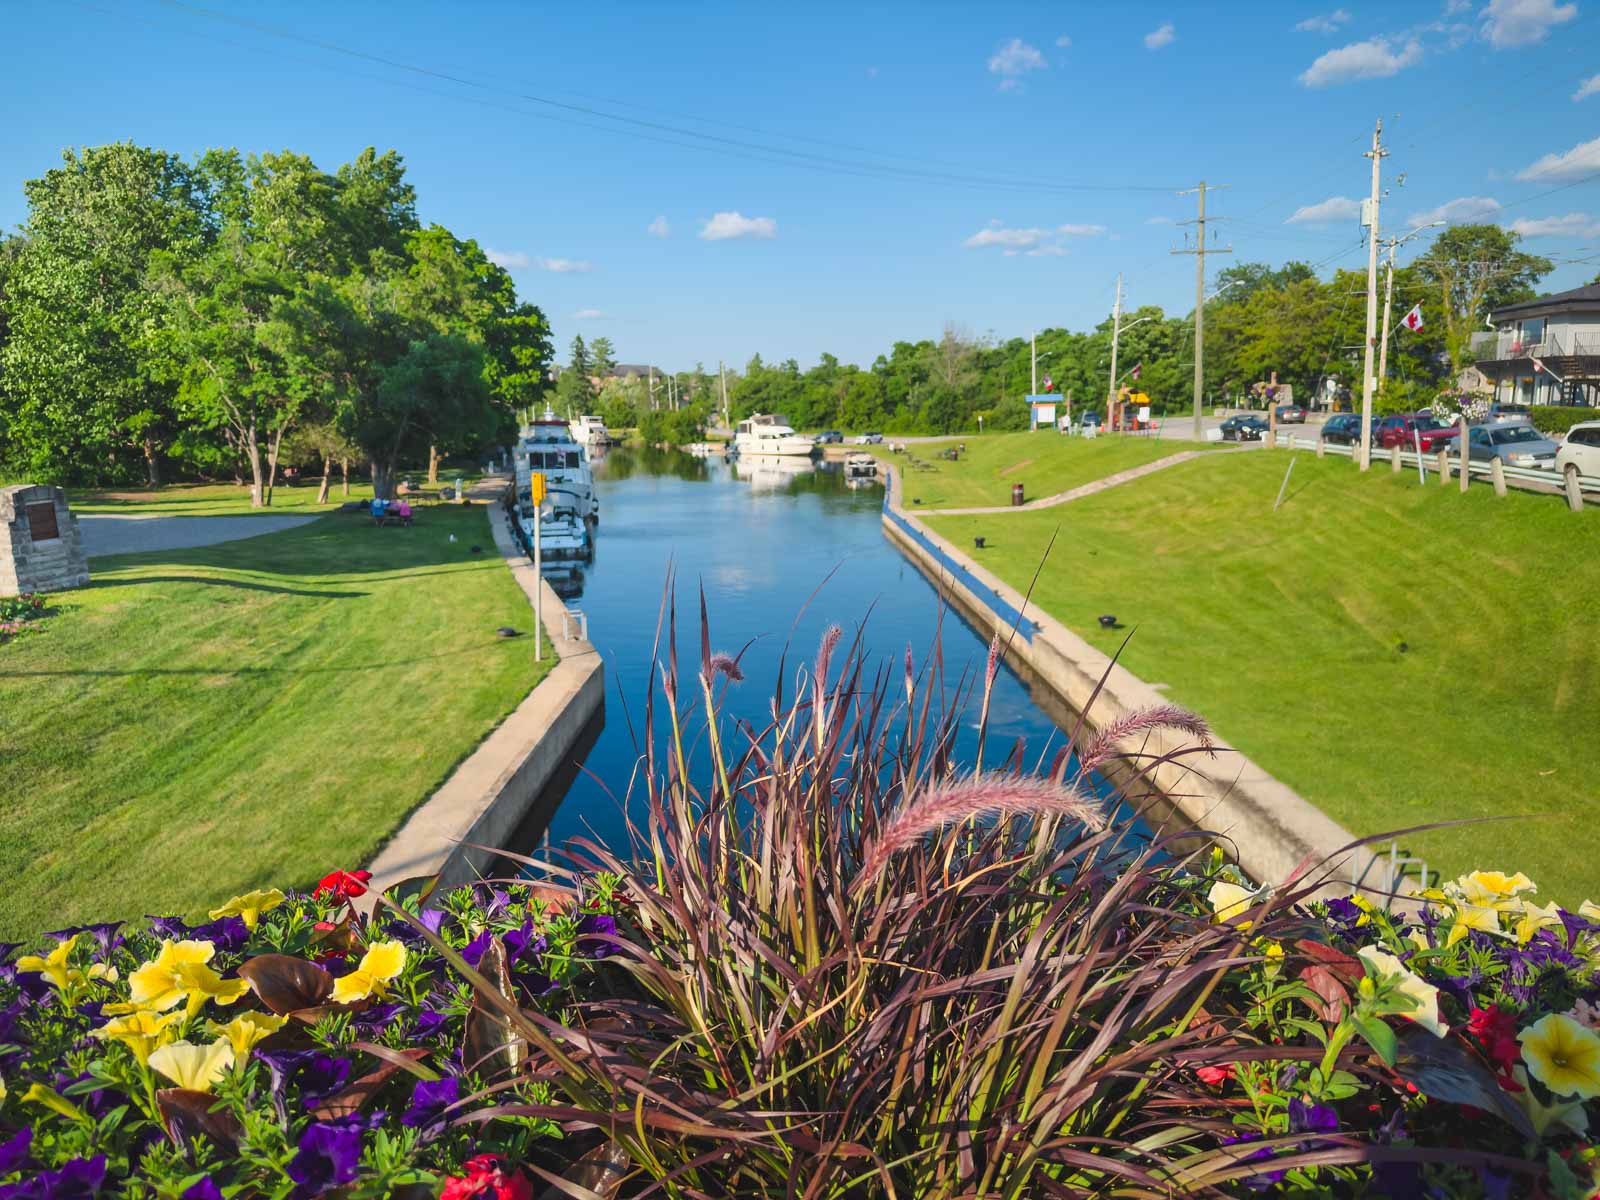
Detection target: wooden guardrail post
<box><xmin>1490</xmin><ymin>457</ymin><xmax>1507</xmax><ymax>497</ymax></box>
<box><xmin>1459</xmin><ymin>441</ymin><xmax>1470</xmax><ymax>494</ymax></box>
<box><xmin>1565</xmin><ymin>469</ymin><xmax>1585</xmax><ymax>513</ymax></box>
<box><xmin>1390</xmin><ymin>444</ymin><xmax>1401</xmax><ymax>473</ymax></box>
<box><xmin>1436</xmin><ymin>450</ymin><xmax>1449</xmax><ymax>486</ymax></box>
<box><xmin>1316</xmin><ymin>437</ymin><xmax>1326</xmax><ymax>459</ymax></box>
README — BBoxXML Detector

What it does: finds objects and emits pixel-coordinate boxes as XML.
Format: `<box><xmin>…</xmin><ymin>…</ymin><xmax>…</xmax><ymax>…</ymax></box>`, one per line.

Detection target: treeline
<box><xmin>0</xmin><ymin>143</ymin><xmax>552</xmax><ymax>500</ymax></box>
<box><xmin>571</xmin><ymin>224</ymin><xmax>1548</xmax><ymax>436</ymax></box>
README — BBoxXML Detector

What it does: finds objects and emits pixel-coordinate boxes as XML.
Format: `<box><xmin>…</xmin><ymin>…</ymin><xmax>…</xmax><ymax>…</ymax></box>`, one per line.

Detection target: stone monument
<box><xmin>0</xmin><ymin>484</ymin><xmax>89</xmax><ymax>597</ymax></box>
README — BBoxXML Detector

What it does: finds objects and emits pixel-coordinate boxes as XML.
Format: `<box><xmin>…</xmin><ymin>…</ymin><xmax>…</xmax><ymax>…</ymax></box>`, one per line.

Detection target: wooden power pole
<box><xmin>1359</xmin><ymin>119</ymin><xmax>1388</xmax><ymax>471</ymax></box>
<box><xmin>1173</xmin><ymin>182</ymin><xmax>1230</xmax><ymax>439</ymax></box>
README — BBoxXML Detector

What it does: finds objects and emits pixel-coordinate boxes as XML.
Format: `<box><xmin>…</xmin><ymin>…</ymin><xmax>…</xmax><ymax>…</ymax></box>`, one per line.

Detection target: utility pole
<box><xmin>1030</xmin><ymin>331</ymin><xmax>1037</xmax><ymax>395</ymax></box>
<box><xmin>648</xmin><ymin>365</ymin><xmax>656</xmax><ymax>411</ymax></box>
<box><xmin>719</xmin><ymin>361</ymin><xmax>728</xmax><ymax>429</ymax></box>
<box><xmin>1173</xmin><ymin>182</ymin><xmax>1230</xmax><ymax>439</ymax></box>
<box><xmin>1378</xmin><ymin>239</ymin><xmax>1398</xmax><ymax>386</ymax></box>
<box><xmin>1106</xmin><ymin>273</ymin><xmax>1124</xmax><ymax>412</ymax></box>
<box><xmin>1359</xmin><ymin>119</ymin><xmax>1388</xmax><ymax>471</ymax></box>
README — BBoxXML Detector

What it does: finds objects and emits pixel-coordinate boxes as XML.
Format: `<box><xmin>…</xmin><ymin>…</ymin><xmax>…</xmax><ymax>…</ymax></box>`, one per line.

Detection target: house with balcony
<box><xmin>1471</xmin><ymin>281</ymin><xmax>1600</xmax><ymax>407</ymax></box>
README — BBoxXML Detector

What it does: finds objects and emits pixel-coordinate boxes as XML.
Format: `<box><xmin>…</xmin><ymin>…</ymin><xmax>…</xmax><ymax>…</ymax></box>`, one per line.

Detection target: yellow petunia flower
<box><xmin>16</xmin><ymin>934</ymin><xmax>114</xmax><ymax>999</ymax></box>
<box><xmin>1207</xmin><ymin>882</ymin><xmax>1257</xmax><ymax>929</ymax></box>
<box><xmin>1518</xmin><ymin>1013</ymin><xmax>1600</xmax><ymax>1100</ymax></box>
<box><xmin>208</xmin><ymin>888</ymin><xmax>286</xmax><ymax>931</ymax></box>
<box><xmin>1357</xmin><ymin>946</ymin><xmax>1449</xmax><ymax>1038</ymax></box>
<box><xmin>1580</xmin><ymin>899</ymin><xmax>1600</xmax><ymax>922</ymax></box>
<box><xmin>129</xmin><ymin>940</ymin><xmax>249</xmax><ymax>1018</ymax></box>
<box><xmin>208</xmin><ymin>1011</ymin><xmax>287</xmax><ymax>1065</ymax></box>
<box><xmin>1458</xmin><ymin>870</ymin><xmax>1535</xmax><ymax>900</ymax></box>
<box><xmin>330</xmin><ymin>940</ymin><xmax>407</xmax><ymax>1005</ymax></box>
<box><xmin>0</xmin><ymin>1072</ymin><xmax>6</xmax><ymax>1104</ymax></box>
<box><xmin>21</xmin><ymin>1083</ymin><xmax>87</xmax><ymax>1124</ymax></box>
<box><xmin>1511</xmin><ymin>1066</ymin><xmax>1589</xmax><ymax>1137</ymax></box>
<box><xmin>1513</xmin><ymin>899</ymin><xmax>1565</xmax><ymax>947</ymax></box>
<box><xmin>93</xmin><ymin>1009</ymin><xmax>185</xmax><ymax>1067</ymax></box>
<box><xmin>148</xmin><ymin>1039</ymin><xmax>235</xmax><ymax>1094</ymax></box>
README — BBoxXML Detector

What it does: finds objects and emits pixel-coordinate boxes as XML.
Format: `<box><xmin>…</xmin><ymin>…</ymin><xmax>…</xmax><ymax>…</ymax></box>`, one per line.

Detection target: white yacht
<box><xmin>733</xmin><ymin>413</ymin><xmax>817</xmax><ymax>458</ymax></box>
<box><xmin>569</xmin><ymin>414</ymin><xmax>610</xmax><ymax>446</ymax></box>
<box><xmin>514</xmin><ymin>410</ymin><xmax>599</xmax><ymax>527</ymax></box>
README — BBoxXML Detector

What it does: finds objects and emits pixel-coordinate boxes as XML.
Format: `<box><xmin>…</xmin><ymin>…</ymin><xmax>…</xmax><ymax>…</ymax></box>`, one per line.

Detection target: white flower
<box><xmin>1357</xmin><ymin>945</ymin><xmax>1448</xmax><ymax>1037</ymax></box>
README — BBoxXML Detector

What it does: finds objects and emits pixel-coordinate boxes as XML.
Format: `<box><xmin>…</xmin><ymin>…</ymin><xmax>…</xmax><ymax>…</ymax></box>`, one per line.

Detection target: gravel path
<box><xmin>77</xmin><ymin>514</ymin><xmax>318</xmax><ymax>558</ymax></box>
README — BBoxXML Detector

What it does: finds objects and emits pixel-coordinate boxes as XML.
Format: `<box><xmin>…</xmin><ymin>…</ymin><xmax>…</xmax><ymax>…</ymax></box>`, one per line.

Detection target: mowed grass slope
<box><xmin>879</xmin><ymin>433</ymin><xmax>1213</xmax><ymax>509</ymax></box>
<box><xmin>0</xmin><ymin>506</ymin><xmax>551</xmax><ymax>936</ymax></box>
<box><xmin>926</xmin><ymin>453</ymin><xmax>1600</xmax><ymax>901</ymax></box>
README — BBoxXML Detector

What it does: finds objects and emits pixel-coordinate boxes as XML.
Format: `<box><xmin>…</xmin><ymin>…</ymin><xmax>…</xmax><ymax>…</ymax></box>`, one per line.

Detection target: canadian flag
<box><xmin>1043</xmin><ymin>375</ymin><xmax>1054</xmax><ymax>392</ymax></box>
<box><xmin>1131</xmin><ymin>363</ymin><xmax>1142</xmax><ymax>380</ymax></box>
<box><xmin>1400</xmin><ymin>303</ymin><xmax>1424</xmax><ymax>332</ymax></box>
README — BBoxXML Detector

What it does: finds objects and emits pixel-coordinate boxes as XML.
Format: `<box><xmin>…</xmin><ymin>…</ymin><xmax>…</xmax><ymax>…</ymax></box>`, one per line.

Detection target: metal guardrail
<box><xmin>562</xmin><ymin>609</ymin><xmax>589</xmax><ymax>642</ymax></box>
<box><xmin>1274</xmin><ymin>432</ymin><xmax>1600</xmax><ymax>498</ymax></box>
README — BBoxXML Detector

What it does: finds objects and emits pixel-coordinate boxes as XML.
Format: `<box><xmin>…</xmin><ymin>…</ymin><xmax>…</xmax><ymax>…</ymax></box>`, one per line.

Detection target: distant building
<box><xmin>1472</xmin><ymin>282</ymin><xmax>1600</xmax><ymax>407</ymax></box>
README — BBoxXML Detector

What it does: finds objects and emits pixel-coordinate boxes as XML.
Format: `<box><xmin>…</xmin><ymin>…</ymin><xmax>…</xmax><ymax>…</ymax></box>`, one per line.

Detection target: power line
<box><xmin>147</xmin><ymin>0</ymin><xmax>1181</xmax><ymax>197</ymax></box>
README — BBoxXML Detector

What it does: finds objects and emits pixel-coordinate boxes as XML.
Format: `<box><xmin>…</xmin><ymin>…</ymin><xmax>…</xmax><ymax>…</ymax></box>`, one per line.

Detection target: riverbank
<box><xmin>0</xmin><ymin>503</ymin><xmax>552</xmax><ymax>936</ymax></box>
<box><xmin>919</xmin><ymin>450</ymin><xmax>1597</xmax><ymax>901</ymax></box>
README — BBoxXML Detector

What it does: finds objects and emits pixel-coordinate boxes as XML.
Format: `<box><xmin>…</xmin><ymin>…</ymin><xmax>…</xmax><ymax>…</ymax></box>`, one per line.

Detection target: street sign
<box><xmin>528</xmin><ymin>471</ymin><xmax>547</xmax><ymax>505</ymax></box>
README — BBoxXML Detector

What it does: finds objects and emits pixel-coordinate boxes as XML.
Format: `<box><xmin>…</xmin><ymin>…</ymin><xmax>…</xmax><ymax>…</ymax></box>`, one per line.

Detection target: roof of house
<box><xmin>1490</xmin><ymin>282</ymin><xmax>1600</xmax><ymax>322</ymax></box>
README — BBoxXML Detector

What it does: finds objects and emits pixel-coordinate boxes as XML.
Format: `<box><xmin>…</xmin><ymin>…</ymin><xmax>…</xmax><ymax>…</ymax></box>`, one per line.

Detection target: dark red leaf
<box><xmin>157</xmin><ymin>1088</ymin><xmax>243</xmax><ymax>1151</ymax></box>
<box><xmin>1299</xmin><ymin>964</ymin><xmax>1350</xmax><ymax>1022</ymax></box>
<box><xmin>1294</xmin><ymin>939</ymin><xmax>1364</xmax><ymax>985</ymax></box>
<box><xmin>238</xmin><ymin>955</ymin><xmax>334</xmax><ymax>1015</ymax></box>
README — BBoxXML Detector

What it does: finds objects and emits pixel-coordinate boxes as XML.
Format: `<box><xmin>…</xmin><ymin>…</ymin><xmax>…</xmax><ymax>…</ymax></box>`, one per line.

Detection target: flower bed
<box><xmin>0</xmin><ymin>594</ymin><xmax>47</xmax><ymax>647</ymax></box>
<box><xmin>2</xmin><ymin>615</ymin><xmax>1597</xmax><ymax>1197</ymax></box>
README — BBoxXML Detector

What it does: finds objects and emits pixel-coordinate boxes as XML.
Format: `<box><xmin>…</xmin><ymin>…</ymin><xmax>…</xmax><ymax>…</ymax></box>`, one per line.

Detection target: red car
<box><xmin>1375</xmin><ymin>413</ymin><xmax>1459</xmax><ymax>452</ymax></box>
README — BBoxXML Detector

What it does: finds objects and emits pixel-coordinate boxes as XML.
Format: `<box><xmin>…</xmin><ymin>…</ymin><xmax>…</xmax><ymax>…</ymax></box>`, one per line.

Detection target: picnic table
<box><xmin>370</xmin><ymin>499</ymin><xmax>414</xmax><ymax>527</ymax></box>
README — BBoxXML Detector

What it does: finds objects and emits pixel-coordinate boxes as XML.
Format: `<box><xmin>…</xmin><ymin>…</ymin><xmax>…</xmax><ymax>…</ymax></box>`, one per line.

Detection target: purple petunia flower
<box><xmin>387</xmin><ymin>908</ymin><xmax>447</xmax><ymax>946</ymax></box>
<box><xmin>255</xmin><ymin>1050</ymin><xmax>352</xmax><ymax>1120</ymax></box>
<box><xmin>349</xmin><ymin>1002</ymin><xmax>403</xmax><ymax>1033</ymax></box>
<box><xmin>577</xmin><ymin>913</ymin><xmax>620</xmax><ymax>959</ymax></box>
<box><xmin>412</xmin><ymin>1008</ymin><xmax>448</xmax><ymax>1039</ymax></box>
<box><xmin>145</xmin><ymin>914</ymin><xmax>191</xmax><ymax>940</ymax></box>
<box><xmin>55</xmin><ymin>1072</ymin><xmax>114</xmax><ymax>1120</ymax></box>
<box><xmin>459</xmin><ymin>930</ymin><xmax>493</xmax><ymax>969</ymax></box>
<box><xmin>1219</xmin><ymin>1133</ymin><xmax>1286</xmax><ymax>1190</ymax></box>
<box><xmin>181</xmin><ymin>1179</ymin><xmax>223</xmax><ymax>1200</ymax></box>
<box><xmin>188</xmin><ymin>916</ymin><xmax>250</xmax><ymax>956</ymax></box>
<box><xmin>0</xmin><ymin>1128</ymin><xmax>32</xmax><ymax>1174</ymax></box>
<box><xmin>43</xmin><ymin>923</ymin><xmax>124</xmax><ymax>960</ymax></box>
<box><xmin>0</xmin><ymin>1154</ymin><xmax>106</xmax><ymax>1200</ymax></box>
<box><xmin>1287</xmin><ymin>1097</ymin><xmax>1338</xmax><ymax>1135</ymax></box>
<box><xmin>0</xmin><ymin>942</ymin><xmax>21</xmax><ymax>965</ymax></box>
<box><xmin>286</xmin><ymin>1122</ymin><xmax>362</xmax><ymax>1198</ymax></box>
<box><xmin>400</xmin><ymin>1074</ymin><xmax>460</xmax><ymax>1133</ymax></box>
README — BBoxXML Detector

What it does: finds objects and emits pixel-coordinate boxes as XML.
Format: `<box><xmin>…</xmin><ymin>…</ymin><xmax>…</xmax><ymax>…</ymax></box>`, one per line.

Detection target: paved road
<box><xmin>77</xmin><ymin>513</ymin><xmax>317</xmax><ymax>558</ymax></box>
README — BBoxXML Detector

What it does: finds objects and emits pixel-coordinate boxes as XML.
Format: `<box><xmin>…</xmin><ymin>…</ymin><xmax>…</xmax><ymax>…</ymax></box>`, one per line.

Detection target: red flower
<box><xmin>441</xmin><ymin>1155</ymin><xmax>532</xmax><ymax>1200</ymax></box>
<box><xmin>315</xmin><ymin>869</ymin><xmax>372</xmax><ymax>901</ymax></box>
<box><xmin>1196</xmin><ymin>1064</ymin><xmax>1234</xmax><ymax>1087</ymax></box>
<box><xmin>1467</xmin><ymin>1006</ymin><xmax>1521</xmax><ymax>1077</ymax></box>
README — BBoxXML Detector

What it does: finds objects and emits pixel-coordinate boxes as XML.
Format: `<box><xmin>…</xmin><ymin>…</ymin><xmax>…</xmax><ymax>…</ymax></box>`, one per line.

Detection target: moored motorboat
<box><xmin>733</xmin><ymin>413</ymin><xmax>817</xmax><ymax>457</ymax></box>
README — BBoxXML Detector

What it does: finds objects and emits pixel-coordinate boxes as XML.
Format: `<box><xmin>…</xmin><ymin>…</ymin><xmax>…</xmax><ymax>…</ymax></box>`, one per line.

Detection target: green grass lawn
<box><xmin>68</xmin><ymin>474</ymin><xmax>487</xmax><ymax>517</ymax></box>
<box><xmin>0</xmin><ymin>505</ymin><xmax>551</xmax><ymax>936</ymax></box>
<box><xmin>926</xmin><ymin>452</ymin><xmax>1599</xmax><ymax>902</ymax></box>
<box><xmin>876</xmin><ymin>432</ymin><xmax>1214</xmax><ymax>509</ymax></box>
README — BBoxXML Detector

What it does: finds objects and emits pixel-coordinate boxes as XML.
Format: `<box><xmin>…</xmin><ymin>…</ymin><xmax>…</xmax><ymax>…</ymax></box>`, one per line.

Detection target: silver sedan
<box><xmin>1465</xmin><ymin>422</ymin><xmax>1559</xmax><ymax>470</ymax></box>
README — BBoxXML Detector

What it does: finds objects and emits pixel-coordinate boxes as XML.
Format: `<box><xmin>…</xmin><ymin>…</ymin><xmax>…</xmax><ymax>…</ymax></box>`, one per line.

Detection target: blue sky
<box><xmin>4</xmin><ymin>1</ymin><xmax>1597</xmax><ymax>371</ymax></box>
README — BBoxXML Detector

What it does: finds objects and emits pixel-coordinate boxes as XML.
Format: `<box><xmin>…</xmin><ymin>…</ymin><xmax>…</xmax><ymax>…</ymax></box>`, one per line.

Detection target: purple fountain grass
<box><xmin>857</xmin><ymin>771</ymin><xmax>1109</xmax><ymax>884</ymax></box>
<box><xmin>1078</xmin><ymin>703</ymin><xmax>1217</xmax><ymax>774</ymax></box>
<box><xmin>703</xmin><ymin>651</ymin><xmax>744</xmax><ymax>684</ymax></box>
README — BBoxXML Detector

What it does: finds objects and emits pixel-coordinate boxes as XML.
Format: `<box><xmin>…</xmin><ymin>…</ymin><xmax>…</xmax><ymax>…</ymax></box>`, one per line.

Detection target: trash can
<box><xmin>1011</xmin><ymin>483</ymin><xmax>1025</xmax><ymax>507</ymax></box>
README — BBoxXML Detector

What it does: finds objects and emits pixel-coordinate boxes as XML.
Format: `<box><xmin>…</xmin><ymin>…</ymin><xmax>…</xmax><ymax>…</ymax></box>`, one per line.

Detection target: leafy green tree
<box><xmin>557</xmin><ymin>336</ymin><xmax>596</xmax><ymax>414</ymax></box>
<box><xmin>1414</xmin><ymin>224</ymin><xmax>1552</xmax><ymax>369</ymax></box>
<box><xmin>1</xmin><ymin>144</ymin><xmax>207</xmax><ymax>484</ymax></box>
<box><xmin>589</xmin><ymin>336</ymin><xmax>616</xmax><ymax>380</ymax></box>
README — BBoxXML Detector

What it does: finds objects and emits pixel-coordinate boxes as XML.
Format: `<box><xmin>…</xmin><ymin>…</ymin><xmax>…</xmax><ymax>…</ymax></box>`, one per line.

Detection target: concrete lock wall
<box><xmin>365</xmin><ymin>500</ymin><xmax>605</xmax><ymax>899</ymax></box>
<box><xmin>879</xmin><ymin>467</ymin><xmax>1390</xmax><ymax>898</ymax></box>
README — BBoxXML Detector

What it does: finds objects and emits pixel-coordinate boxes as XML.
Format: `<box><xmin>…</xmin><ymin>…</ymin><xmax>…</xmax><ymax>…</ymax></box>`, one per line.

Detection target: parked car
<box><xmin>1556</xmin><ymin>420</ymin><xmax>1600</xmax><ymax>484</ymax></box>
<box><xmin>1465</xmin><ymin>421</ymin><xmax>1559</xmax><ymax>470</ymax></box>
<box><xmin>1220</xmin><ymin>414</ymin><xmax>1270</xmax><ymax>442</ymax></box>
<box><xmin>854</xmin><ymin>431</ymin><xmax>884</xmax><ymax>445</ymax></box>
<box><xmin>1375</xmin><ymin>412</ymin><xmax>1458</xmax><ymax>451</ymax></box>
<box><xmin>814</xmin><ymin>430</ymin><xmax>843</xmax><ymax>444</ymax></box>
<box><xmin>1274</xmin><ymin>403</ymin><xmax>1307</xmax><ymax>424</ymax></box>
<box><xmin>1487</xmin><ymin>402</ymin><xmax>1531</xmax><ymax>421</ymax></box>
<box><xmin>1320</xmin><ymin>413</ymin><xmax>1368</xmax><ymax>445</ymax></box>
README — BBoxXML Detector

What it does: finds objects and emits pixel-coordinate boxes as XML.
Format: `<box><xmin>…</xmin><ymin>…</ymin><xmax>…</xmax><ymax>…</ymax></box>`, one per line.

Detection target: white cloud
<box><xmin>1509</xmin><ymin>212</ymin><xmax>1600</xmax><ymax>237</ymax></box>
<box><xmin>647</xmin><ymin>215</ymin><xmax>670</xmax><ymax>238</ymax></box>
<box><xmin>965</xmin><ymin>225</ymin><xmax>1050</xmax><ymax>250</ymax></box>
<box><xmin>1407</xmin><ymin>195</ymin><xmax>1502</xmax><ymax>225</ymax></box>
<box><xmin>1285</xmin><ymin>196</ymin><xmax>1362</xmax><ymax>224</ymax></box>
<box><xmin>1295</xmin><ymin>9</ymin><xmax>1351</xmax><ymax>33</ymax></box>
<box><xmin>1299</xmin><ymin>36</ymin><xmax>1422</xmax><ymax>87</ymax></box>
<box><xmin>1027</xmin><ymin>244</ymin><xmax>1067</xmax><ymax>257</ymax></box>
<box><xmin>536</xmin><ymin>257</ymin><xmax>593</xmax><ymax>273</ymax></box>
<box><xmin>1055</xmin><ymin>34</ymin><xmax>1072</xmax><ymax>47</ymax></box>
<box><xmin>1058</xmin><ymin>222</ymin><xmax>1107</xmax><ymax>236</ymax></box>
<box><xmin>987</xmin><ymin>37</ymin><xmax>1047</xmax><ymax>77</ymax></box>
<box><xmin>1480</xmin><ymin>0</ymin><xmax>1577</xmax><ymax>48</ymax></box>
<box><xmin>1144</xmin><ymin>22</ymin><xmax>1176</xmax><ymax>49</ymax></box>
<box><xmin>1573</xmin><ymin>74</ymin><xmax>1600</xmax><ymax>102</ymax></box>
<box><xmin>1145</xmin><ymin>215</ymin><xmax>1175</xmax><ymax>225</ymax></box>
<box><xmin>574</xmin><ymin>309</ymin><xmax>606</xmax><ymax>320</ymax></box>
<box><xmin>699</xmin><ymin>211</ymin><xmax>777</xmax><ymax>240</ymax></box>
<box><xmin>485</xmin><ymin>248</ymin><xmax>532</xmax><ymax>269</ymax></box>
<box><xmin>1517</xmin><ymin>135</ymin><xmax>1600</xmax><ymax>181</ymax></box>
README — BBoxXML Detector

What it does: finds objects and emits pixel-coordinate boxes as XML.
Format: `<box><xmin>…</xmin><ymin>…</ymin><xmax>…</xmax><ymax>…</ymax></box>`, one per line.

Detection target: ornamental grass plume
<box><xmin>857</xmin><ymin>770</ymin><xmax>1107</xmax><ymax>884</ymax></box>
<box><xmin>1078</xmin><ymin>702</ymin><xmax>1216</xmax><ymax>774</ymax></box>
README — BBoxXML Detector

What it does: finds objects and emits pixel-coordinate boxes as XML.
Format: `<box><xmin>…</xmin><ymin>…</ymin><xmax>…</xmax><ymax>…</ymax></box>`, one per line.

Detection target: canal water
<box><xmin>526</xmin><ymin>446</ymin><xmax>1113</xmax><ymax>857</ymax></box>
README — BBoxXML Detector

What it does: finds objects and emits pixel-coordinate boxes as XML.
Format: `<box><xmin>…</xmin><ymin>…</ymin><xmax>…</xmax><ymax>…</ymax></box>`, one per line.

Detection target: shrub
<box><xmin>1530</xmin><ymin>405</ymin><xmax>1600</xmax><ymax>436</ymax></box>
